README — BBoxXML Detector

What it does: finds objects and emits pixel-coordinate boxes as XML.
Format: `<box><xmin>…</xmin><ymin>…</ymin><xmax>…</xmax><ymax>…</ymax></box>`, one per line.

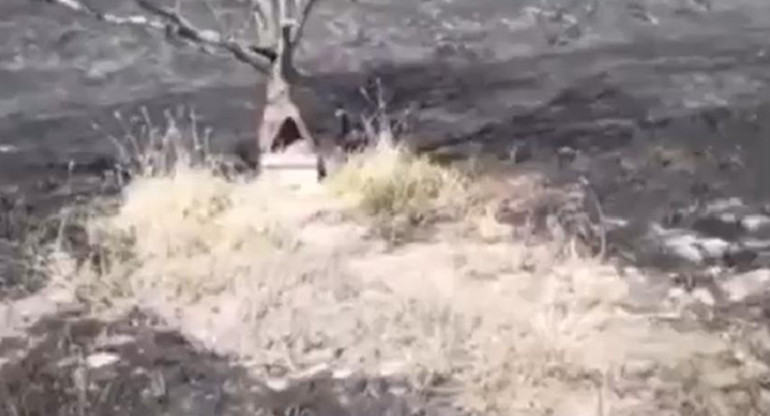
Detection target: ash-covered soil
<box><xmin>4</xmin><ymin>0</ymin><xmax>770</xmax><ymax>413</ymax></box>
<box><xmin>3</xmin><ymin>0</ymin><xmax>770</xmax><ymax>277</ymax></box>
<box><xmin>0</xmin><ymin>307</ymin><xmax>437</xmax><ymax>416</ymax></box>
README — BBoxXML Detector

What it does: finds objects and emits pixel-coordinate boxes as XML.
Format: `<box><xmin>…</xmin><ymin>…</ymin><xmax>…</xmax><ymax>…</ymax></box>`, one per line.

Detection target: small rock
<box><xmin>332</xmin><ymin>368</ymin><xmax>354</xmax><ymax>379</ymax></box>
<box><xmin>740</xmin><ymin>239</ymin><xmax>770</xmax><ymax>251</ymax></box>
<box><xmin>0</xmin><ymin>145</ymin><xmax>18</xmax><ymax>153</ymax></box>
<box><xmin>741</xmin><ymin>214</ymin><xmax>770</xmax><ymax>236</ymax></box>
<box><xmin>266</xmin><ymin>378</ymin><xmax>289</xmax><ymax>391</ymax></box>
<box><xmin>56</xmin><ymin>356</ymin><xmax>79</xmax><ymax>368</ymax></box>
<box><xmin>719</xmin><ymin>269</ymin><xmax>770</xmax><ymax>302</ymax></box>
<box><xmin>704</xmin><ymin>197</ymin><xmax>744</xmax><ymax>214</ymax></box>
<box><xmin>663</xmin><ymin>234</ymin><xmax>704</xmax><ymax>263</ymax></box>
<box><xmin>662</xmin><ymin>233</ymin><xmax>729</xmax><ymax>264</ymax></box>
<box><xmin>698</xmin><ymin>238</ymin><xmax>730</xmax><ymax>258</ymax></box>
<box><xmin>86</xmin><ymin>352</ymin><xmax>120</xmax><ymax>369</ymax></box>
<box><xmin>95</xmin><ymin>334</ymin><xmax>135</xmax><ymax>349</ymax></box>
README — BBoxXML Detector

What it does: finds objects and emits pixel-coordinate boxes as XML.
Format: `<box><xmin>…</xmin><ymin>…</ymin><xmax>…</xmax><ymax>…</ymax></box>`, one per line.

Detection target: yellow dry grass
<box><xmin>40</xmin><ymin>142</ymin><xmax>770</xmax><ymax>416</ymax></box>
<box><xmin>327</xmin><ymin>144</ymin><xmax>470</xmax><ymax>223</ymax></box>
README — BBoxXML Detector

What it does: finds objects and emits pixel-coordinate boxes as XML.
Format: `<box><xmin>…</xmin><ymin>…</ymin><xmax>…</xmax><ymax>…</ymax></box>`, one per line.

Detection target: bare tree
<box><xmin>39</xmin><ymin>0</ymin><xmax>339</xmax><ymax>174</ymax></box>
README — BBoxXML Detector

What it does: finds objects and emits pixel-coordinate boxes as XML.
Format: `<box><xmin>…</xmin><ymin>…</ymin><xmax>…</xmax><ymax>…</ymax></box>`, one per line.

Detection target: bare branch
<box><xmin>134</xmin><ymin>0</ymin><xmax>278</xmax><ymax>69</ymax></box>
<box><xmin>39</xmin><ymin>0</ymin><xmax>275</xmax><ymax>73</ymax></box>
<box><xmin>252</xmin><ymin>0</ymin><xmax>279</xmax><ymax>46</ymax></box>
<box><xmin>291</xmin><ymin>0</ymin><xmax>320</xmax><ymax>46</ymax></box>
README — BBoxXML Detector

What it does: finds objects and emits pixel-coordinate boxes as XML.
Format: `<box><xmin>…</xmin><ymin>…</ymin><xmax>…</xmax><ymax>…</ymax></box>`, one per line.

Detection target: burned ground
<box><xmin>4</xmin><ymin>0</ymin><xmax>770</xmax><ymax>414</ymax></box>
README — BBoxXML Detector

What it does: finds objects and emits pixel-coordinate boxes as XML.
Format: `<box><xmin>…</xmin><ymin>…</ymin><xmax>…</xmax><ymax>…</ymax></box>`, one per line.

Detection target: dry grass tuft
<box><xmin>73</xmin><ymin>170</ymin><xmax>330</xmax><ymax>305</ymax></box>
<box><xmin>328</xmin><ymin>145</ymin><xmax>469</xmax><ymax>218</ymax></box>
<box><xmin>325</xmin><ymin>144</ymin><xmax>471</xmax><ymax>240</ymax></box>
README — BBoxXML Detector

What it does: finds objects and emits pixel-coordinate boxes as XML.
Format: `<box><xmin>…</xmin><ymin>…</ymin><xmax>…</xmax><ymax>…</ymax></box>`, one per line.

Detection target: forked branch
<box><xmin>38</xmin><ymin>0</ymin><xmax>326</xmax><ymax>74</ymax></box>
<box><xmin>291</xmin><ymin>0</ymin><xmax>320</xmax><ymax>47</ymax></box>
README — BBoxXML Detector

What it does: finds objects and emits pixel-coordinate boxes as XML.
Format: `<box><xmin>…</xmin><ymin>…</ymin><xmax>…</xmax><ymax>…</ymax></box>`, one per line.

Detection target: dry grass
<box><xmin>326</xmin><ymin>144</ymin><xmax>471</xmax><ymax>239</ymax></box>
<box><xmin>27</xmin><ymin>123</ymin><xmax>770</xmax><ymax>415</ymax></box>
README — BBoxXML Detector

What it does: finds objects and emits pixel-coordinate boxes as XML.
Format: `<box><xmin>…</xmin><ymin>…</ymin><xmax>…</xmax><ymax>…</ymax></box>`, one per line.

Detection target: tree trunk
<box><xmin>255</xmin><ymin>21</ymin><xmax>342</xmax><ymax>180</ymax></box>
<box><xmin>257</xmin><ymin>24</ymin><xmax>314</xmax><ymax>153</ymax></box>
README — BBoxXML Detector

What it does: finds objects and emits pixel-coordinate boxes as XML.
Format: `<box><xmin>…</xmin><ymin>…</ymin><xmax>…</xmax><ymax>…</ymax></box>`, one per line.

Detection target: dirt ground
<box><xmin>4</xmin><ymin>0</ymin><xmax>770</xmax><ymax>415</ymax></box>
<box><xmin>1</xmin><ymin>304</ymin><xmax>439</xmax><ymax>416</ymax></box>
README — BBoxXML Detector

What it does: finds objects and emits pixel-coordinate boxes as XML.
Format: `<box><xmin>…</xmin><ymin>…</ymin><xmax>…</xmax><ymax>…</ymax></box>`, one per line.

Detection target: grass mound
<box><xmin>31</xmin><ymin>135</ymin><xmax>770</xmax><ymax>416</ymax></box>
